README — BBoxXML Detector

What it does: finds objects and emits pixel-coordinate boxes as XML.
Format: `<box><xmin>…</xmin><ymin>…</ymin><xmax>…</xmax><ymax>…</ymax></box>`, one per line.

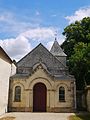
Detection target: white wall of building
<box><xmin>0</xmin><ymin>58</ymin><xmax>16</xmax><ymax>115</ymax></box>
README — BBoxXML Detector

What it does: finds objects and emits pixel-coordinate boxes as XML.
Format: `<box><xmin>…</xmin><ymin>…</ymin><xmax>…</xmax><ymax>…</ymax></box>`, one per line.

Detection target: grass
<box><xmin>0</xmin><ymin>116</ymin><xmax>15</xmax><ymax>120</ymax></box>
<box><xmin>69</xmin><ymin>113</ymin><xmax>90</xmax><ymax>120</ymax></box>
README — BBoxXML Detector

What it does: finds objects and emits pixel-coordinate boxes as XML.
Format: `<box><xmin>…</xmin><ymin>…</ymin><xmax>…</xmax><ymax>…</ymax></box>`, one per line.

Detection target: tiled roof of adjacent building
<box><xmin>0</xmin><ymin>46</ymin><xmax>12</xmax><ymax>63</ymax></box>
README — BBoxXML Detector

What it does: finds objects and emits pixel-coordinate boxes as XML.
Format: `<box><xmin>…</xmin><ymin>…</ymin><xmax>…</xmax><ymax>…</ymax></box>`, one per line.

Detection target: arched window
<box><xmin>14</xmin><ymin>86</ymin><xmax>21</xmax><ymax>102</ymax></box>
<box><xmin>59</xmin><ymin>86</ymin><xmax>65</xmax><ymax>101</ymax></box>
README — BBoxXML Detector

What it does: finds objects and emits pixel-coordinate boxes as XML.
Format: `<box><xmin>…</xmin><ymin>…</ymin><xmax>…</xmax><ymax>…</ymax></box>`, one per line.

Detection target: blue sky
<box><xmin>0</xmin><ymin>0</ymin><xmax>90</xmax><ymax>60</ymax></box>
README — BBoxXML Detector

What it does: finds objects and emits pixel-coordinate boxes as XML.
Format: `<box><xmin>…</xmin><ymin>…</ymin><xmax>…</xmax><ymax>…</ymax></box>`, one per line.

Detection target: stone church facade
<box><xmin>8</xmin><ymin>40</ymin><xmax>76</xmax><ymax>112</ymax></box>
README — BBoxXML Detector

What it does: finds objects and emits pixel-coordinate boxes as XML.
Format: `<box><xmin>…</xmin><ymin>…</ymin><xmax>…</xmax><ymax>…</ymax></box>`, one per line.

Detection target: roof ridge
<box><xmin>0</xmin><ymin>46</ymin><xmax>13</xmax><ymax>63</ymax></box>
<box><xmin>17</xmin><ymin>43</ymin><xmax>66</xmax><ymax>68</ymax></box>
<box><xmin>17</xmin><ymin>43</ymin><xmax>43</xmax><ymax>63</ymax></box>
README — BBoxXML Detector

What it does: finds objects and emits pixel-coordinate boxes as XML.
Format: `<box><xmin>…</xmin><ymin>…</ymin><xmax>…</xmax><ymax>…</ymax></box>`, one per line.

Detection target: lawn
<box><xmin>69</xmin><ymin>113</ymin><xmax>90</xmax><ymax>120</ymax></box>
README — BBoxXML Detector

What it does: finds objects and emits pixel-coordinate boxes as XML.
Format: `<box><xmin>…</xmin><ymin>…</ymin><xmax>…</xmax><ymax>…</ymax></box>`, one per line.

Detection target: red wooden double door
<box><xmin>33</xmin><ymin>83</ymin><xmax>47</xmax><ymax>112</ymax></box>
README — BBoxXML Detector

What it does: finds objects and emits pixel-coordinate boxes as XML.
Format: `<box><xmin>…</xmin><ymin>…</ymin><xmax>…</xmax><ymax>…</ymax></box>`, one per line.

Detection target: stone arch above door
<box><xmin>28</xmin><ymin>77</ymin><xmax>52</xmax><ymax>90</ymax></box>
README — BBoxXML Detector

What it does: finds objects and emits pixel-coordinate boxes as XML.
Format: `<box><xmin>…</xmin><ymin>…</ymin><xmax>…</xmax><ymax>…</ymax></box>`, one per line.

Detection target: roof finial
<box><xmin>54</xmin><ymin>31</ymin><xmax>57</xmax><ymax>41</ymax></box>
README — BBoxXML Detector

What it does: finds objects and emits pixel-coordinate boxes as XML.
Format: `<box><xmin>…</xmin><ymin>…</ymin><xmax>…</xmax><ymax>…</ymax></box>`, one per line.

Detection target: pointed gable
<box><xmin>0</xmin><ymin>46</ymin><xmax>12</xmax><ymax>64</ymax></box>
<box><xmin>17</xmin><ymin>43</ymin><xmax>67</xmax><ymax>75</ymax></box>
<box><xmin>50</xmin><ymin>40</ymin><xmax>67</xmax><ymax>57</ymax></box>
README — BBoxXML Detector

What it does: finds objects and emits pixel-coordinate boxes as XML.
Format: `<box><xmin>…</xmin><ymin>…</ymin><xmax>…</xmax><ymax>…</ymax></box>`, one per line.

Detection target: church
<box><xmin>8</xmin><ymin>40</ymin><xmax>76</xmax><ymax>112</ymax></box>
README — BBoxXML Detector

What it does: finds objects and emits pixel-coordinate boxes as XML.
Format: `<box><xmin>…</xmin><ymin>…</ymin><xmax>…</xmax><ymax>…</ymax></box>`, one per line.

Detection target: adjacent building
<box><xmin>0</xmin><ymin>46</ymin><xmax>16</xmax><ymax>115</ymax></box>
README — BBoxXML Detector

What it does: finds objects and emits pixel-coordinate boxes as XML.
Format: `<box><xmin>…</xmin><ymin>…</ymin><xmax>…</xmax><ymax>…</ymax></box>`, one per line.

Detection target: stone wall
<box><xmin>86</xmin><ymin>86</ymin><xmax>90</xmax><ymax>112</ymax></box>
<box><xmin>8</xmin><ymin>66</ymin><xmax>76</xmax><ymax>112</ymax></box>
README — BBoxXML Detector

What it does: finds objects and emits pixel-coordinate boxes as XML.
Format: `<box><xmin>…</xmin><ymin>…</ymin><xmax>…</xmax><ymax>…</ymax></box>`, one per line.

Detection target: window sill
<box><xmin>59</xmin><ymin>100</ymin><xmax>66</xmax><ymax>102</ymax></box>
<box><xmin>13</xmin><ymin>101</ymin><xmax>21</xmax><ymax>102</ymax></box>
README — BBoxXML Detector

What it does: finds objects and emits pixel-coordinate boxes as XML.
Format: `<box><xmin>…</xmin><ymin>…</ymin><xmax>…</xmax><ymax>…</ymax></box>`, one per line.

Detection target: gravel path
<box><xmin>0</xmin><ymin>112</ymin><xmax>75</xmax><ymax>120</ymax></box>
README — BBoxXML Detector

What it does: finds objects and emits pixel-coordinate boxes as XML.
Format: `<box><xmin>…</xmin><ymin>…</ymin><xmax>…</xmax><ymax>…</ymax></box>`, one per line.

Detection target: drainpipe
<box><xmin>74</xmin><ymin>81</ymin><xmax>77</xmax><ymax>110</ymax></box>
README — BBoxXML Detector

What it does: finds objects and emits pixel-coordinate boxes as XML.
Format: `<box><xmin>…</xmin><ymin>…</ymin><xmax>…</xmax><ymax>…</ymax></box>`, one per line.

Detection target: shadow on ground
<box><xmin>69</xmin><ymin>112</ymin><xmax>90</xmax><ymax>120</ymax></box>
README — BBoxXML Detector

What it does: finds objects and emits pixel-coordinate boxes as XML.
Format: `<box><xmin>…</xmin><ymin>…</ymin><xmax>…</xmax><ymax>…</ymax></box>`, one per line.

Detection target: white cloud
<box><xmin>21</xmin><ymin>27</ymin><xmax>55</xmax><ymax>41</ymax></box>
<box><xmin>46</xmin><ymin>35</ymin><xmax>65</xmax><ymax>50</ymax></box>
<box><xmin>0</xmin><ymin>10</ymin><xmax>65</xmax><ymax>61</ymax></box>
<box><xmin>0</xmin><ymin>27</ymin><xmax>63</xmax><ymax>61</ymax></box>
<box><xmin>65</xmin><ymin>7</ymin><xmax>90</xmax><ymax>24</ymax></box>
<box><xmin>0</xmin><ymin>35</ymin><xmax>32</xmax><ymax>61</ymax></box>
<box><xmin>46</xmin><ymin>41</ymin><xmax>54</xmax><ymax>50</ymax></box>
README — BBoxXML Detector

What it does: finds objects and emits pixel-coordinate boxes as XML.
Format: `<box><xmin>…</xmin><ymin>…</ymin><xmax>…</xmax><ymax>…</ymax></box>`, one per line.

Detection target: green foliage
<box><xmin>62</xmin><ymin>17</ymin><xmax>90</xmax><ymax>90</ymax></box>
<box><xmin>69</xmin><ymin>43</ymin><xmax>90</xmax><ymax>89</ymax></box>
<box><xmin>62</xmin><ymin>17</ymin><xmax>90</xmax><ymax>57</ymax></box>
<box><xmin>69</xmin><ymin>113</ymin><xmax>90</xmax><ymax>120</ymax></box>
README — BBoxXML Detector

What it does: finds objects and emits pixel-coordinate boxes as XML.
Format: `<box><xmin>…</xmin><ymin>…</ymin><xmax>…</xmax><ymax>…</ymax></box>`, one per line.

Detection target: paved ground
<box><xmin>0</xmin><ymin>112</ymin><xmax>75</xmax><ymax>120</ymax></box>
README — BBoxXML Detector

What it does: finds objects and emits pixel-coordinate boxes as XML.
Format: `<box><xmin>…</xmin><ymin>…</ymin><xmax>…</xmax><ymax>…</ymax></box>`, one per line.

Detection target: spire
<box><xmin>50</xmin><ymin>39</ymin><xmax>67</xmax><ymax>57</ymax></box>
<box><xmin>54</xmin><ymin>31</ymin><xmax>57</xmax><ymax>41</ymax></box>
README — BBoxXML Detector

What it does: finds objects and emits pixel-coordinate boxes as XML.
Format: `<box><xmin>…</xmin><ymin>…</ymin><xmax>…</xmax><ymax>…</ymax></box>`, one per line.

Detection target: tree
<box><xmin>62</xmin><ymin>17</ymin><xmax>90</xmax><ymax>90</ymax></box>
<box><xmin>62</xmin><ymin>17</ymin><xmax>90</xmax><ymax>58</ymax></box>
<box><xmin>69</xmin><ymin>42</ymin><xmax>90</xmax><ymax>90</ymax></box>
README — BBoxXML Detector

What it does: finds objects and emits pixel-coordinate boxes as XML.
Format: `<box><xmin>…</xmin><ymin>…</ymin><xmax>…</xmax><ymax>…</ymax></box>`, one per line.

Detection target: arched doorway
<box><xmin>33</xmin><ymin>83</ymin><xmax>47</xmax><ymax>112</ymax></box>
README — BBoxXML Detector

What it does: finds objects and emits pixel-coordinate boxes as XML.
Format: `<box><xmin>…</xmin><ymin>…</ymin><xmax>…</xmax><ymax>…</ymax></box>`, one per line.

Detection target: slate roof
<box><xmin>11</xmin><ymin>42</ymin><xmax>74</xmax><ymax>80</ymax></box>
<box><xmin>50</xmin><ymin>40</ymin><xmax>67</xmax><ymax>56</ymax></box>
<box><xmin>11</xmin><ymin>73</ymin><xmax>74</xmax><ymax>80</ymax></box>
<box><xmin>17</xmin><ymin>43</ymin><xmax>66</xmax><ymax>68</ymax></box>
<box><xmin>16</xmin><ymin>43</ymin><xmax>68</xmax><ymax>75</ymax></box>
<box><xmin>54</xmin><ymin>74</ymin><xmax>75</xmax><ymax>80</ymax></box>
<box><xmin>11</xmin><ymin>62</ymin><xmax>74</xmax><ymax>80</ymax></box>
